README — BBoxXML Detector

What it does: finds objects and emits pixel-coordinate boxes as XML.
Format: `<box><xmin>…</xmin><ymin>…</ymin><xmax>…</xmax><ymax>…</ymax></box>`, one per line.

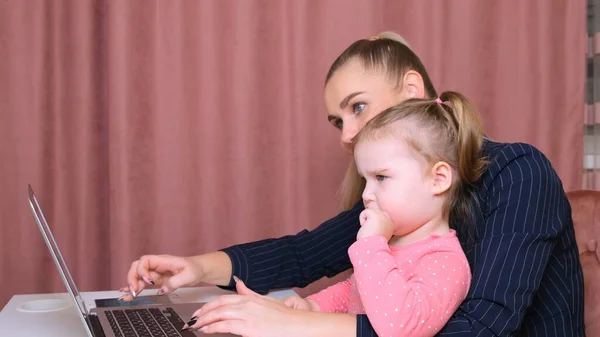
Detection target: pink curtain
<box><xmin>0</xmin><ymin>0</ymin><xmax>586</xmax><ymax>308</ymax></box>
<box><xmin>585</xmin><ymin>1</ymin><xmax>600</xmax><ymax>189</ymax></box>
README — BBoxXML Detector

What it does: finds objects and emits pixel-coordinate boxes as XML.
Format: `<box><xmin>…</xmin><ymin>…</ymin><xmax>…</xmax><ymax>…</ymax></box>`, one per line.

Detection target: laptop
<box><xmin>27</xmin><ymin>185</ymin><xmax>236</xmax><ymax>337</ymax></box>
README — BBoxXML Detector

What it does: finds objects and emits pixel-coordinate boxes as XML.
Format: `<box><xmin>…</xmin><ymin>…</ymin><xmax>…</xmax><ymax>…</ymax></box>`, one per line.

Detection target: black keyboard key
<box><xmin>123</xmin><ymin>330</ymin><xmax>137</xmax><ymax>337</ymax></box>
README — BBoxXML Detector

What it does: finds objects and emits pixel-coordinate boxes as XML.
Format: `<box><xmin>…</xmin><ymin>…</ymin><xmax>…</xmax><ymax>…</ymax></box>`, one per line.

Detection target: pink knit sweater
<box><xmin>307</xmin><ymin>231</ymin><xmax>471</xmax><ymax>337</ymax></box>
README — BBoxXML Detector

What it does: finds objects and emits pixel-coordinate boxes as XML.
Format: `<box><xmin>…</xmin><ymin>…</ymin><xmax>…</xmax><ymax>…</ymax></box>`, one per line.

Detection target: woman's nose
<box><xmin>340</xmin><ymin>128</ymin><xmax>357</xmax><ymax>153</ymax></box>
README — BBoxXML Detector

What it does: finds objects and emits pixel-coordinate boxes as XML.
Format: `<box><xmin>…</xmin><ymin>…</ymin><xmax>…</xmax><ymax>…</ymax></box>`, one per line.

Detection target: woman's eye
<box><xmin>334</xmin><ymin>119</ymin><xmax>343</xmax><ymax>130</ymax></box>
<box><xmin>376</xmin><ymin>175</ymin><xmax>386</xmax><ymax>181</ymax></box>
<box><xmin>353</xmin><ymin>102</ymin><xmax>366</xmax><ymax>114</ymax></box>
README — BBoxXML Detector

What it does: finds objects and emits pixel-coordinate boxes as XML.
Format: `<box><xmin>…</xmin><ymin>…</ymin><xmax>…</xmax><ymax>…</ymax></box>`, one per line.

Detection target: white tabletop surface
<box><xmin>0</xmin><ymin>287</ymin><xmax>297</xmax><ymax>336</ymax></box>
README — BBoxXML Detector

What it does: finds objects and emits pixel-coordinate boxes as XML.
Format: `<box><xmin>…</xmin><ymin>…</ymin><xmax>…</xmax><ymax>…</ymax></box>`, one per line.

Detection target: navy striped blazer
<box><xmin>220</xmin><ymin>140</ymin><xmax>585</xmax><ymax>336</ymax></box>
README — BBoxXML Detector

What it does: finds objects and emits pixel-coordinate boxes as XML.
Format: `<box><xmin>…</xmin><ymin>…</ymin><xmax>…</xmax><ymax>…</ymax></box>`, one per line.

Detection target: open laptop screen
<box><xmin>27</xmin><ymin>185</ymin><xmax>90</xmax><ymax>320</ymax></box>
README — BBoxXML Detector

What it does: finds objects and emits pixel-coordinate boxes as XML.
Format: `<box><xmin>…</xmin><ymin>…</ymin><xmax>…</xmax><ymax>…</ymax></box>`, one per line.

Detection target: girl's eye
<box><xmin>353</xmin><ymin>102</ymin><xmax>366</xmax><ymax>114</ymax></box>
<box><xmin>376</xmin><ymin>175</ymin><xmax>387</xmax><ymax>181</ymax></box>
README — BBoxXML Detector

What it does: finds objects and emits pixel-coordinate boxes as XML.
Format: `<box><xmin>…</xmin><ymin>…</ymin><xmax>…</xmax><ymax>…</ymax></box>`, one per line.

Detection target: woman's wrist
<box><xmin>189</xmin><ymin>251</ymin><xmax>233</xmax><ymax>286</ymax></box>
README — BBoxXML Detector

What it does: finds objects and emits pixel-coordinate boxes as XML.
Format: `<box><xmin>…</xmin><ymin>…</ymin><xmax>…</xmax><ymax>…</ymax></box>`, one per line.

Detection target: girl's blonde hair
<box><xmin>354</xmin><ymin>92</ymin><xmax>487</xmax><ymax>240</ymax></box>
<box><xmin>326</xmin><ymin>31</ymin><xmax>437</xmax><ymax>211</ymax></box>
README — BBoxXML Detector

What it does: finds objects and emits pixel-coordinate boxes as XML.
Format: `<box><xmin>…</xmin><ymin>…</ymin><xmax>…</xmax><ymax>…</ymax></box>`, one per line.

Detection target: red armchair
<box><xmin>566</xmin><ymin>190</ymin><xmax>600</xmax><ymax>336</ymax></box>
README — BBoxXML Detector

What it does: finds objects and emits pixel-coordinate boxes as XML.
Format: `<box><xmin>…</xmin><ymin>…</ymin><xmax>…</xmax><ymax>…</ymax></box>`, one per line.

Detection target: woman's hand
<box><xmin>120</xmin><ymin>254</ymin><xmax>204</xmax><ymax>301</ymax></box>
<box><xmin>120</xmin><ymin>251</ymin><xmax>233</xmax><ymax>301</ymax></box>
<box><xmin>183</xmin><ymin>278</ymin><xmax>302</xmax><ymax>336</ymax></box>
<box><xmin>183</xmin><ymin>278</ymin><xmax>356</xmax><ymax>336</ymax></box>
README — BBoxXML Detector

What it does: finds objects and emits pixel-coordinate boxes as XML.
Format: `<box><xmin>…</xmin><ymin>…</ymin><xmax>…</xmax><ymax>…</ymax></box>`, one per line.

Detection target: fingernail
<box><xmin>143</xmin><ymin>276</ymin><xmax>155</xmax><ymax>285</ymax></box>
<box><xmin>131</xmin><ymin>289</ymin><xmax>137</xmax><ymax>298</ymax></box>
<box><xmin>181</xmin><ymin>324</ymin><xmax>190</xmax><ymax>331</ymax></box>
<box><xmin>157</xmin><ymin>287</ymin><xmax>166</xmax><ymax>296</ymax></box>
<box><xmin>233</xmin><ymin>275</ymin><xmax>241</xmax><ymax>283</ymax></box>
<box><xmin>185</xmin><ymin>319</ymin><xmax>197</xmax><ymax>327</ymax></box>
<box><xmin>189</xmin><ymin>315</ymin><xmax>198</xmax><ymax>320</ymax></box>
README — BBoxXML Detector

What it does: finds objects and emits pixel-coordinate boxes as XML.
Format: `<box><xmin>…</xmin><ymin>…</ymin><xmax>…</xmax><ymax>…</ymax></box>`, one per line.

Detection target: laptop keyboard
<box><xmin>105</xmin><ymin>307</ymin><xmax>195</xmax><ymax>337</ymax></box>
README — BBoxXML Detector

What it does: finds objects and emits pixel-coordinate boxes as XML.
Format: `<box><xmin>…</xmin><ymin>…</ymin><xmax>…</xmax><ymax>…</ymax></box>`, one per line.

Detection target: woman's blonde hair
<box><xmin>326</xmin><ymin>31</ymin><xmax>437</xmax><ymax>211</ymax></box>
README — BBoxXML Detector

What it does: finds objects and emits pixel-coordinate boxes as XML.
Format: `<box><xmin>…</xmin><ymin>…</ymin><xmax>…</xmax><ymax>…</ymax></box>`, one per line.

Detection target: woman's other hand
<box><xmin>182</xmin><ymin>277</ymin><xmax>297</xmax><ymax>336</ymax></box>
<box><xmin>183</xmin><ymin>278</ymin><xmax>356</xmax><ymax>336</ymax></box>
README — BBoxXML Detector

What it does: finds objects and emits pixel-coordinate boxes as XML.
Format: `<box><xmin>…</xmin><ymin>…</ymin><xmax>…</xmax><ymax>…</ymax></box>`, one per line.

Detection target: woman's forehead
<box><xmin>327</xmin><ymin>60</ymin><xmax>381</xmax><ymax>87</ymax></box>
<box><xmin>326</xmin><ymin>65</ymin><xmax>388</xmax><ymax>97</ymax></box>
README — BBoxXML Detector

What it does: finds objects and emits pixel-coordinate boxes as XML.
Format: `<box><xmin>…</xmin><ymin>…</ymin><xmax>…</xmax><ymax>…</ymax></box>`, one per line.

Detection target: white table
<box><xmin>0</xmin><ymin>287</ymin><xmax>297</xmax><ymax>336</ymax></box>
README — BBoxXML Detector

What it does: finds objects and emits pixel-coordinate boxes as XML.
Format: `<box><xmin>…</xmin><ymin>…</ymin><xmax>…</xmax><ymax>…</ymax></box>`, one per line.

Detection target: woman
<box><xmin>122</xmin><ymin>32</ymin><xmax>585</xmax><ymax>336</ymax></box>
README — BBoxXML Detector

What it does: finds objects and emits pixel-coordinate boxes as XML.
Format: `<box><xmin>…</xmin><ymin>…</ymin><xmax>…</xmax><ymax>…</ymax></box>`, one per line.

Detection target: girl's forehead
<box><xmin>356</xmin><ymin>136</ymin><xmax>412</xmax><ymax>158</ymax></box>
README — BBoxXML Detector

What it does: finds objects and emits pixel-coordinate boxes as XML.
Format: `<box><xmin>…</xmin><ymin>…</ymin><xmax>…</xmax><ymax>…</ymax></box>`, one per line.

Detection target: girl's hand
<box><xmin>357</xmin><ymin>208</ymin><xmax>394</xmax><ymax>241</ymax></box>
<box><xmin>282</xmin><ymin>295</ymin><xmax>320</xmax><ymax>311</ymax></box>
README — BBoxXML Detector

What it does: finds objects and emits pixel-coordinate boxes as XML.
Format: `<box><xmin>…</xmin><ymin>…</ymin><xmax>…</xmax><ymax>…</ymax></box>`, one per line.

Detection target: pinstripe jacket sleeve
<box><xmin>219</xmin><ymin>141</ymin><xmax>584</xmax><ymax>336</ymax></box>
<box><xmin>435</xmin><ymin>142</ymin><xmax>584</xmax><ymax>336</ymax></box>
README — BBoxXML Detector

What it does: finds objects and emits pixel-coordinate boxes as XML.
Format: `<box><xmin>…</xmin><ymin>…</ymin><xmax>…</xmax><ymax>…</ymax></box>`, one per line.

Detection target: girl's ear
<box><xmin>431</xmin><ymin>161</ymin><xmax>452</xmax><ymax>195</ymax></box>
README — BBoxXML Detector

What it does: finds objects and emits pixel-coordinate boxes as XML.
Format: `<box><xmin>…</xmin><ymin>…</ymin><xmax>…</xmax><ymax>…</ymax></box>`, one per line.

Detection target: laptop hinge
<box><xmin>87</xmin><ymin>314</ymin><xmax>106</xmax><ymax>337</ymax></box>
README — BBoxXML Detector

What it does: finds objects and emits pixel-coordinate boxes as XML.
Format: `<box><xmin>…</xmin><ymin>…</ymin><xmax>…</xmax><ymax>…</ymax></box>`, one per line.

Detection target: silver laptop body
<box><xmin>28</xmin><ymin>185</ymin><xmax>236</xmax><ymax>337</ymax></box>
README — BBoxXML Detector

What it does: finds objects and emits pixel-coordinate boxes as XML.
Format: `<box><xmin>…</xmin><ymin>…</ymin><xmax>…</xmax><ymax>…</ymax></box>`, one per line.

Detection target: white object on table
<box><xmin>0</xmin><ymin>286</ymin><xmax>297</xmax><ymax>337</ymax></box>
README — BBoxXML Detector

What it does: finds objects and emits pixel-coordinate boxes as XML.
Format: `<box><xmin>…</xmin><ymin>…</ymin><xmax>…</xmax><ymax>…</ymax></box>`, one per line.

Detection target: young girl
<box><xmin>282</xmin><ymin>92</ymin><xmax>486</xmax><ymax>337</ymax></box>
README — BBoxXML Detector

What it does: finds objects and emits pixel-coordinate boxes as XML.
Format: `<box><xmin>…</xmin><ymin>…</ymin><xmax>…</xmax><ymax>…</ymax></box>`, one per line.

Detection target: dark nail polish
<box><xmin>190</xmin><ymin>315</ymin><xmax>198</xmax><ymax>320</ymax></box>
<box><xmin>186</xmin><ymin>319</ymin><xmax>197</xmax><ymax>327</ymax></box>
